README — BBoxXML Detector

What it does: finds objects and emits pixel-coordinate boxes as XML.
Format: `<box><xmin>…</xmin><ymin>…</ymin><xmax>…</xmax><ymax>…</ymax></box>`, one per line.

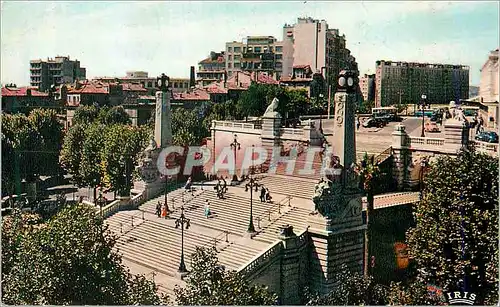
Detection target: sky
<box><xmin>1</xmin><ymin>1</ymin><xmax>498</xmax><ymax>86</ymax></box>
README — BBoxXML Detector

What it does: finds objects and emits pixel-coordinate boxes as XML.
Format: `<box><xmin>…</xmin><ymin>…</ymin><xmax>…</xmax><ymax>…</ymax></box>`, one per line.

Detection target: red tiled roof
<box><xmin>172</xmin><ymin>88</ymin><xmax>210</xmax><ymax>101</ymax></box>
<box><xmin>204</xmin><ymin>82</ymin><xmax>228</xmax><ymax>94</ymax></box>
<box><xmin>199</xmin><ymin>56</ymin><xmax>225</xmax><ymax>64</ymax></box>
<box><xmin>121</xmin><ymin>83</ymin><xmax>147</xmax><ymax>92</ymax></box>
<box><xmin>66</xmin><ymin>81</ymin><xmax>108</xmax><ymax>94</ymax></box>
<box><xmin>1</xmin><ymin>87</ymin><xmax>49</xmax><ymax>97</ymax></box>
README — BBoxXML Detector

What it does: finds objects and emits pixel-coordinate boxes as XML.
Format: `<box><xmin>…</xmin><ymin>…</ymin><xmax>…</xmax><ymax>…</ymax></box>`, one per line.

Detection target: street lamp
<box><xmin>245</xmin><ymin>146</ymin><xmax>260</xmax><ymax>234</ymax></box>
<box><xmin>420</xmin><ymin>94</ymin><xmax>428</xmax><ymax>137</ymax></box>
<box><xmin>175</xmin><ymin>205</ymin><xmax>190</xmax><ymax>274</ymax></box>
<box><xmin>230</xmin><ymin>134</ymin><xmax>241</xmax><ymax>182</ymax></box>
<box><xmin>164</xmin><ymin>175</ymin><xmax>171</xmax><ymax>213</ymax></box>
<box><xmin>419</xmin><ymin>157</ymin><xmax>428</xmax><ymax>201</ymax></box>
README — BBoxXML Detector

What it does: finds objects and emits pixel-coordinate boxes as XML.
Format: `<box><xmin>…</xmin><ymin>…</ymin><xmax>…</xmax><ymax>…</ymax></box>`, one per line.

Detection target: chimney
<box><xmin>26</xmin><ymin>88</ymin><xmax>32</xmax><ymax>97</ymax></box>
<box><xmin>190</xmin><ymin>66</ymin><xmax>195</xmax><ymax>88</ymax></box>
<box><xmin>224</xmin><ymin>71</ymin><xmax>227</xmax><ymax>87</ymax></box>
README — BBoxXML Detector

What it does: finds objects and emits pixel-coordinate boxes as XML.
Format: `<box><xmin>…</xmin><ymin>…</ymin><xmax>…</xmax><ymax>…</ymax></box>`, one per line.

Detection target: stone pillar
<box><xmin>261</xmin><ymin>113</ymin><xmax>282</xmax><ymax>169</ymax></box>
<box><xmin>307</xmin><ymin>70</ymin><xmax>365</xmax><ymax>296</ymax></box>
<box><xmin>391</xmin><ymin>124</ymin><xmax>411</xmax><ymax>190</ymax></box>
<box><xmin>279</xmin><ymin>225</ymin><xmax>301</xmax><ymax>305</ymax></box>
<box><xmin>444</xmin><ymin>119</ymin><xmax>469</xmax><ymax>149</ymax></box>
<box><xmin>154</xmin><ymin>91</ymin><xmax>173</xmax><ymax>148</ymax></box>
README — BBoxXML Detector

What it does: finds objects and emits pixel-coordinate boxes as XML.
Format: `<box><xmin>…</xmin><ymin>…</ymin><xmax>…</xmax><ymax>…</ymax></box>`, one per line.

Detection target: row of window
<box><xmin>227</xmin><ymin>46</ymin><xmax>283</xmax><ymax>54</ymax></box>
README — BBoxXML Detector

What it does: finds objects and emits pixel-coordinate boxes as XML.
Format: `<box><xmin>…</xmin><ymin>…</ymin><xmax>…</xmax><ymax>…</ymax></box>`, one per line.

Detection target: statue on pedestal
<box><xmin>263</xmin><ymin>97</ymin><xmax>280</xmax><ymax>118</ymax></box>
<box><xmin>136</xmin><ymin>137</ymin><xmax>160</xmax><ymax>184</ymax></box>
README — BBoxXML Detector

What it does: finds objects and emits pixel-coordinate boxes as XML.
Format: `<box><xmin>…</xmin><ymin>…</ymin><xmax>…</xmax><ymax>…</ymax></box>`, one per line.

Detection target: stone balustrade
<box><xmin>474</xmin><ymin>140</ymin><xmax>499</xmax><ymax>156</ymax></box>
<box><xmin>405</xmin><ymin>136</ymin><xmax>445</xmax><ymax>147</ymax></box>
<box><xmin>238</xmin><ymin>240</ymin><xmax>283</xmax><ymax>277</ymax></box>
<box><xmin>213</xmin><ymin>120</ymin><xmax>258</xmax><ymax>130</ymax></box>
<box><xmin>280</xmin><ymin>127</ymin><xmax>303</xmax><ymax>136</ymax></box>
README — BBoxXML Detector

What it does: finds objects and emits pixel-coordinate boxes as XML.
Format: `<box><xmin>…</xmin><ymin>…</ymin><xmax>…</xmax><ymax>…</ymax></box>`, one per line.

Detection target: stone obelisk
<box><xmin>307</xmin><ymin>70</ymin><xmax>365</xmax><ymax>295</ymax></box>
<box><xmin>134</xmin><ymin>73</ymin><xmax>173</xmax><ymax>200</ymax></box>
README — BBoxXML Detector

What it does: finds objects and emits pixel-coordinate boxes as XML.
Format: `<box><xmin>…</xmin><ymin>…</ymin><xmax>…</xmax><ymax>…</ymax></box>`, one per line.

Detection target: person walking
<box><xmin>265</xmin><ymin>188</ymin><xmax>272</xmax><ymax>203</ymax></box>
<box><xmin>260</xmin><ymin>186</ymin><xmax>266</xmax><ymax>203</ymax></box>
<box><xmin>204</xmin><ymin>199</ymin><xmax>211</xmax><ymax>218</ymax></box>
<box><xmin>161</xmin><ymin>204</ymin><xmax>168</xmax><ymax>219</ymax></box>
<box><xmin>156</xmin><ymin>201</ymin><xmax>161</xmax><ymax>218</ymax></box>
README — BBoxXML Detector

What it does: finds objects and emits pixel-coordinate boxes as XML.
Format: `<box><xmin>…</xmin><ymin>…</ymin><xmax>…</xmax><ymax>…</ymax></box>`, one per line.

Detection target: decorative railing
<box><xmin>202</xmin><ymin>230</ymin><xmax>230</xmax><ymax>252</ymax></box>
<box><xmin>213</xmin><ymin>121</ymin><xmax>257</xmax><ymax>130</ymax></box>
<box><xmin>405</xmin><ymin>136</ymin><xmax>445</xmax><ymax>147</ymax></box>
<box><xmin>238</xmin><ymin>240</ymin><xmax>283</xmax><ymax>277</ymax></box>
<box><xmin>296</xmin><ymin>228</ymin><xmax>310</xmax><ymax>246</ymax></box>
<box><xmin>100</xmin><ymin>199</ymin><xmax>122</xmax><ymax>219</ymax></box>
<box><xmin>280</xmin><ymin>128</ymin><xmax>303</xmax><ymax>136</ymax></box>
<box><xmin>474</xmin><ymin>140</ymin><xmax>499</xmax><ymax>155</ymax></box>
<box><xmin>255</xmin><ymin>195</ymin><xmax>292</xmax><ymax>229</ymax></box>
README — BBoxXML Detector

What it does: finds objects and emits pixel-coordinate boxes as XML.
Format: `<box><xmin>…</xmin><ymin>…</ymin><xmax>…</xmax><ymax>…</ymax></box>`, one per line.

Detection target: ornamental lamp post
<box><xmin>230</xmin><ymin>133</ymin><xmax>241</xmax><ymax>182</ymax></box>
<box><xmin>420</xmin><ymin>94</ymin><xmax>428</xmax><ymax>137</ymax></box>
<box><xmin>245</xmin><ymin>146</ymin><xmax>260</xmax><ymax>235</ymax></box>
<box><xmin>175</xmin><ymin>205</ymin><xmax>190</xmax><ymax>275</ymax></box>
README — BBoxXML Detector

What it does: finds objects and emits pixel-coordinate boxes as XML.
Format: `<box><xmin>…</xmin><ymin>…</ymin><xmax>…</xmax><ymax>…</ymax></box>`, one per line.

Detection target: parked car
<box><xmin>424</xmin><ymin>121</ymin><xmax>440</xmax><ymax>132</ymax></box>
<box><xmin>475</xmin><ymin>131</ymin><xmax>499</xmax><ymax>143</ymax></box>
<box><xmin>362</xmin><ymin>118</ymin><xmax>385</xmax><ymax>128</ymax></box>
<box><xmin>430</xmin><ymin>114</ymin><xmax>442</xmax><ymax>124</ymax></box>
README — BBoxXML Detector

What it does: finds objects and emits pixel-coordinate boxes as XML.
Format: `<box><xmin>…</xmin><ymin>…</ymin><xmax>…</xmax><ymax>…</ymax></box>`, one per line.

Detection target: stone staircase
<box><xmin>252</xmin><ymin>206</ymin><xmax>312</xmax><ymax>244</ymax></box>
<box><xmin>257</xmin><ymin>175</ymin><xmax>317</xmax><ymax>200</ymax></box>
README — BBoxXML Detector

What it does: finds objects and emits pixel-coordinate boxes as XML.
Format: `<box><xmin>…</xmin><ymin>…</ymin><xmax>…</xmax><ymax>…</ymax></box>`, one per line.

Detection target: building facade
<box><xmin>479</xmin><ymin>48</ymin><xmax>499</xmax><ymax>103</ymax></box>
<box><xmin>281</xmin><ymin>17</ymin><xmax>357</xmax><ymax>91</ymax></box>
<box><xmin>30</xmin><ymin>56</ymin><xmax>86</xmax><ymax>91</ymax></box>
<box><xmin>375</xmin><ymin>60</ymin><xmax>470</xmax><ymax>107</ymax></box>
<box><xmin>225</xmin><ymin>36</ymin><xmax>284</xmax><ymax>80</ymax></box>
<box><xmin>197</xmin><ymin>51</ymin><xmax>226</xmax><ymax>86</ymax></box>
<box><xmin>1</xmin><ymin>84</ymin><xmax>55</xmax><ymax>114</ymax></box>
<box><xmin>359</xmin><ymin>74</ymin><xmax>375</xmax><ymax>102</ymax></box>
<box><xmin>94</xmin><ymin>72</ymin><xmax>191</xmax><ymax>94</ymax></box>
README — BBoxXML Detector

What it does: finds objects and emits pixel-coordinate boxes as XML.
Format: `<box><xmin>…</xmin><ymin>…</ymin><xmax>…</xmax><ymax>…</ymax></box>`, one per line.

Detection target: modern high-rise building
<box><xmin>225</xmin><ymin>36</ymin><xmax>284</xmax><ymax>80</ymax></box>
<box><xmin>30</xmin><ymin>56</ymin><xmax>86</xmax><ymax>91</ymax></box>
<box><xmin>197</xmin><ymin>51</ymin><xmax>226</xmax><ymax>86</ymax></box>
<box><xmin>479</xmin><ymin>48</ymin><xmax>499</xmax><ymax>103</ymax></box>
<box><xmin>374</xmin><ymin>60</ymin><xmax>470</xmax><ymax>107</ymax></box>
<box><xmin>281</xmin><ymin>17</ymin><xmax>357</xmax><ymax>90</ymax></box>
<box><xmin>359</xmin><ymin>74</ymin><xmax>375</xmax><ymax>102</ymax></box>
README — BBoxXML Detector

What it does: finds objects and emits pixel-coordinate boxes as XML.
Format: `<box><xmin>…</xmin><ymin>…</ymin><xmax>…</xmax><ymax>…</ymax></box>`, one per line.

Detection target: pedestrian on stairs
<box><xmin>260</xmin><ymin>186</ymin><xmax>266</xmax><ymax>202</ymax></box>
<box><xmin>156</xmin><ymin>201</ymin><xmax>161</xmax><ymax>217</ymax></box>
<box><xmin>222</xmin><ymin>177</ymin><xmax>227</xmax><ymax>193</ymax></box>
<box><xmin>204</xmin><ymin>199</ymin><xmax>211</xmax><ymax>218</ymax></box>
<box><xmin>161</xmin><ymin>204</ymin><xmax>168</xmax><ymax>219</ymax></box>
<box><xmin>265</xmin><ymin>188</ymin><xmax>272</xmax><ymax>203</ymax></box>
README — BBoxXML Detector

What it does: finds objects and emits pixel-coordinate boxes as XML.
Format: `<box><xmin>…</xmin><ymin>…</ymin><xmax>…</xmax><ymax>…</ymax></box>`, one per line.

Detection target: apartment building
<box><xmin>30</xmin><ymin>56</ymin><xmax>86</xmax><ymax>91</ymax></box>
<box><xmin>225</xmin><ymin>36</ymin><xmax>284</xmax><ymax>80</ymax></box>
<box><xmin>197</xmin><ymin>51</ymin><xmax>226</xmax><ymax>86</ymax></box>
<box><xmin>94</xmin><ymin>71</ymin><xmax>192</xmax><ymax>94</ymax></box>
<box><xmin>479</xmin><ymin>48</ymin><xmax>499</xmax><ymax>103</ymax></box>
<box><xmin>281</xmin><ymin>17</ymin><xmax>357</xmax><ymax>90</ymax></box>
<box><xmin>375</xmin><ymin>60</ymin><xmax>470</xmax><ymax>107</ymax></box>
<box><xmin>359</xmin><ymin>74</ymin><xmax>375</xmax><ymax>102</ymax></box>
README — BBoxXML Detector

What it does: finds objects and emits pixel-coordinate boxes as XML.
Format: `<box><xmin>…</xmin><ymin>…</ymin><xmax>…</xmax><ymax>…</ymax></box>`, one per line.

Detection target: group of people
<box><xmin>214</xmin><ymin>177</ymin><xmax>228</xmax><ymax>199</ymax></box>
<box><xmin>259</xmin><ymin>186</ymin><xmax>273</xmax><ymax>203</ymax></box>
<box><xmin>155</xmin><ymin>201</ymin><xmax>170</xmax><ymax>219</ymax></box>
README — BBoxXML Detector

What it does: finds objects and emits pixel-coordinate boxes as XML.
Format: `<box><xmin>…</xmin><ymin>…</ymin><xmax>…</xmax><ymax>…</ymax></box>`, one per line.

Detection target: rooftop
<box><xmin>1</xmin><ymin>86</ymin><xmax>49</xmax><ymax>97</ymax></box>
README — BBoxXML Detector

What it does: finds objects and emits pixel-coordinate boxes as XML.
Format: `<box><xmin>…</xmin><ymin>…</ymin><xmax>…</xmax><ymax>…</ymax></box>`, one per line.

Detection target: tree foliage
<box><xmin>174</xmin><ymin>247</ymin><xmax>277</xmax><ymax>305</ymax></box>
<box><xmin>1</xmin><ymin>204</ymin><xmax>166</xmax><ymax>305</ymax></box>
<box><xmin>73</xmin><ymin>105</ymin><xmax>99</xmax><ymax>126</ymax></box>
<box><xmin>172</xmin><ymin>107</ymin><xmax>209</xmax><ymax>146</ymax></box>
<box><xmin>306</xmin><ymin>264</ymin><xmax>388</xmax><ymax>305</ymax></box>
<box><xmin>1</xmin><ymin>109</ymin><xmax>64</xmax><ymax>197</ymax></box>
<box><xmin>405</xmin><ymin>147</ymin><xmax>498</xmax><ymax>305</ymax></box>
<box><xmin>98</xmin><ymin>106</ymin><xmax>131</xmax><ymax>125</ymax></box>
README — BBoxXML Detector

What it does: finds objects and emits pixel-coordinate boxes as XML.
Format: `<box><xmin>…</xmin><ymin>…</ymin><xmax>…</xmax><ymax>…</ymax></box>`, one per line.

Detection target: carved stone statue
<box><xmin>136</xmin><ymin>136</ymin><xmax>160</xmax><ymax>183</ymax></box>
<box><xmin>312</xmin><ymin>175</ymin><xmax>344</xmax><ymax>218</ymax></box>
<box><xmin>263</xmin><ymin>97</ymin><xmax>280</xmax><ymax>117</ymax></box>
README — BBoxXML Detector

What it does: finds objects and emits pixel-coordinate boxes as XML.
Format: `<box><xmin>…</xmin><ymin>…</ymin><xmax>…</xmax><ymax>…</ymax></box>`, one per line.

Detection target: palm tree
<box><xmin>355</xmin><ymin>152</ymin><xmax>382</xmax><ymax>277</ymax></box>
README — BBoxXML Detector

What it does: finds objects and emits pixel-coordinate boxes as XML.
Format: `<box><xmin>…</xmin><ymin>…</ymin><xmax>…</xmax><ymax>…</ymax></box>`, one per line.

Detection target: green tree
<box><xmin>73</xmin><ymin>105</ymin><xmax>99</xmax><ymax>126</ymax></box>
<box><xmin>60</xmin><ymin>124</ymin><xmax>86</xmax><ymax>186</ymax></box>
<box><xmin>172</xmin><ymin>108</ymin><xmax>208</xmax><ymax>146</ymax></box>
<box><xmin>406</xmin><ymin>147</ymin><xmax>498</xmax><ymax>305</ymax></box>
<box><xmin>355</xmin><ymin>153</ymin><xmax>383</xmax><ymax>277</ymax></box>
<box><xmin>174</xmin><ymin>247</ymin><xmax>277</xmax><ymax>305</ymax></box>
<box><xmin>306</xmin><ymin>264</ymin><xmax>388</xmax><ymax>305</ymax></box>
<box><xmin>1</xmin><ymin>204</ymin><xmax>167</xmax><ymax>305</ymax></box>
<box><xmin>79</xmin><ymin>124</ymin><xmax>105</xmax><ymax>201</ymax></box>
<box><xmin>101</xmin><ymin>125</ymin><xmax>148</xmax><ymax>196</ymax></box>
<box><xmin>98</xmin><ymin>106</ymin><xmax>131</xmax><ymax>125</ymax></box>
<box><xmin>236</xmin><ymin>83</ymin><xmax>269</xmax><ymax>119</ymax></box>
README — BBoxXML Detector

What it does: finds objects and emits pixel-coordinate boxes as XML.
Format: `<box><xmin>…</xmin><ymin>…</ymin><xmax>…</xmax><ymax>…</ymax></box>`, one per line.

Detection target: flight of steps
<box><xmin>272</xmin><ymin>153</ymin><xmax>324</xmax><ymax>181</ymax></box>
<box><xmin>257</xmin><ymin>175</ymin><xmax>317</xmax><ymax>200</ymax></box>
<box><xmin>252</xmin><ymin>206</ymin><xmax>312</xmax><ymax>244</ymax></box>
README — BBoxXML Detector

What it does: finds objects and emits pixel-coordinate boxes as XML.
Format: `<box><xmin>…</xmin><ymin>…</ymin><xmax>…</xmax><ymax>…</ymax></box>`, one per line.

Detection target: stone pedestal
<box><xmin>154</xmin><ymin>91</ymin><xmax>173</xmax><ymax>148</ymax></box>
<box><xmin>278</xmin><ymin>226</ymin><xmax>301</xmax><ymax>305</ymax></box>
<box><xmin>444</xmin><ymin>119</ymin><xmax>469</xmax><ymax>148</ymax></box>
<box><xmin>391</xmin><ymin>124</ymin><xmax>411</xmax><ymax>190</ymax></box>
<box><xmin>261</xmin><ymin>114</ymin><xmax>282</xmax><ymax>170</ymax></box>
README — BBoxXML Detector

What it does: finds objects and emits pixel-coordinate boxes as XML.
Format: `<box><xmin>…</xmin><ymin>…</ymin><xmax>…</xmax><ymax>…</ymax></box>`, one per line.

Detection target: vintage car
<box><xmin>424</xmin><ymin>121</ymin><xmax>440</xmax><ymax>132</ymax></box>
